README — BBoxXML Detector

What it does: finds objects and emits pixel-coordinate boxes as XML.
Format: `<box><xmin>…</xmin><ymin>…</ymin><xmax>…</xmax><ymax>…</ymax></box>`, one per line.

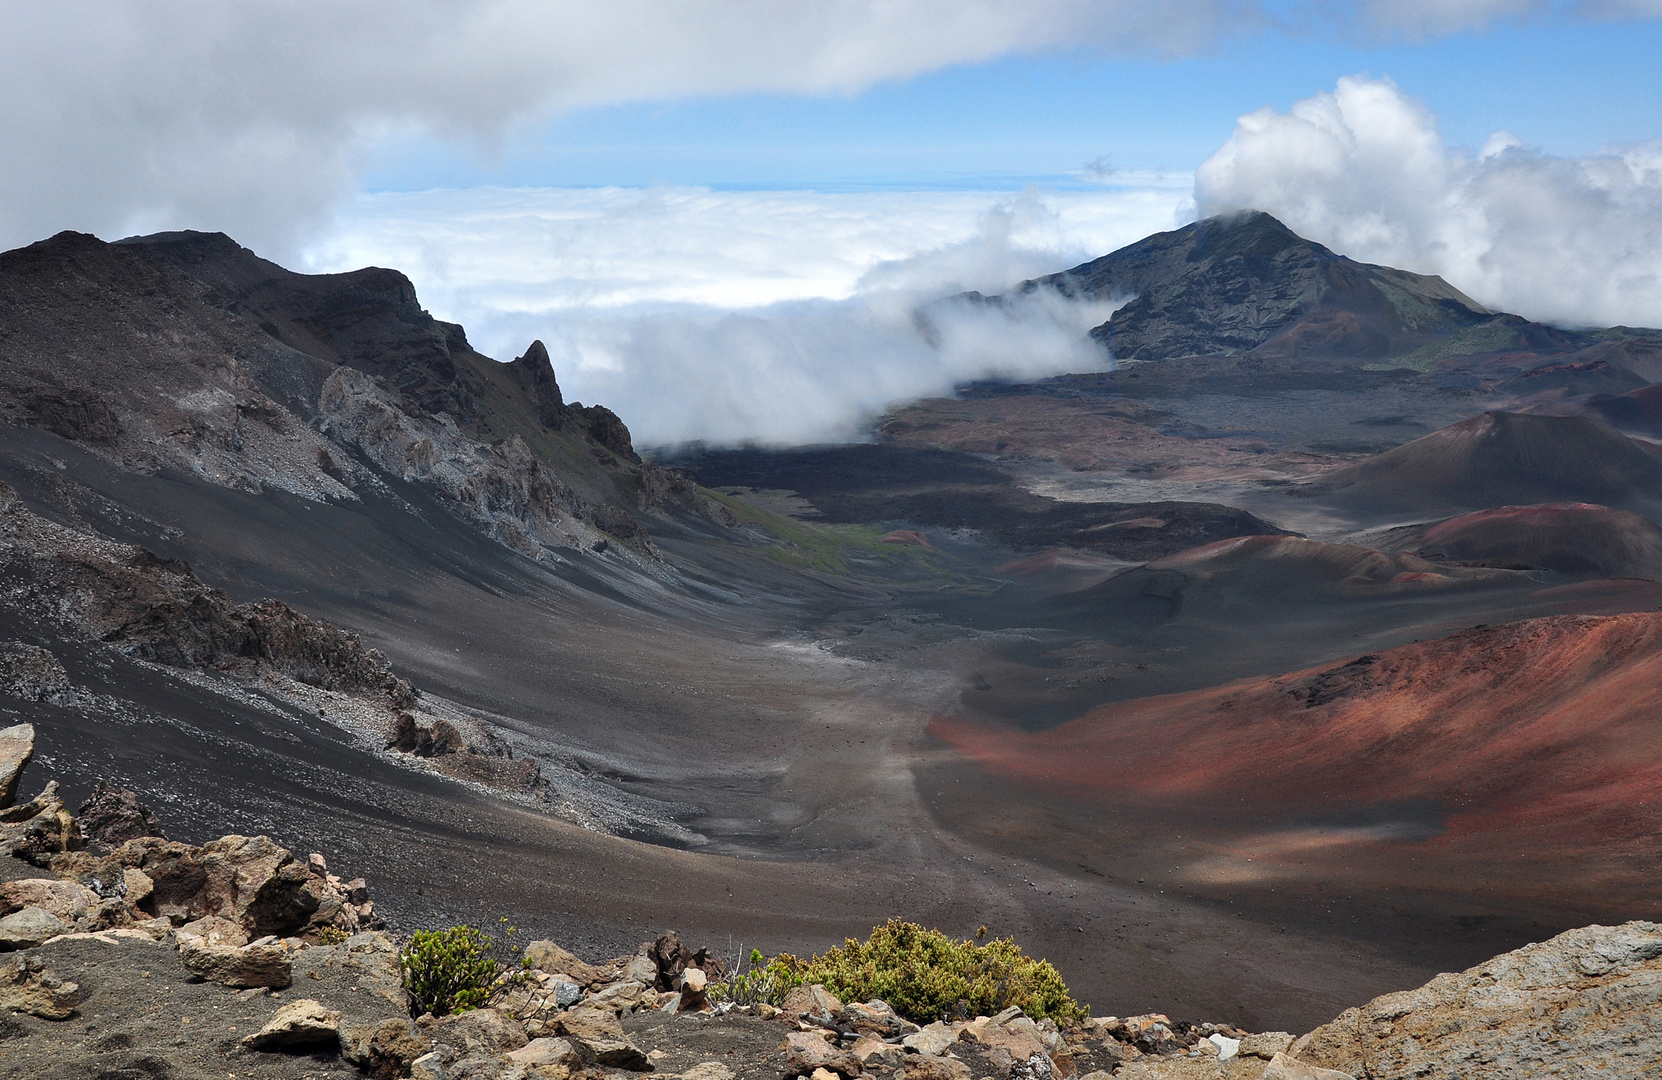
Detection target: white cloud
<box><xmin>306</xmin><ymin>184</ymin><xmax>1190</xmax><ymax>444</ymax></box>
<box><xmin>0</xmin><ymin>1</ymin><xmax>1242</xmax><ymax>259</ymax></box>
<box><xmin>1195</xmin><ymin>76</ymin><xmax>1662</xmax><ymax>330</ymax></box>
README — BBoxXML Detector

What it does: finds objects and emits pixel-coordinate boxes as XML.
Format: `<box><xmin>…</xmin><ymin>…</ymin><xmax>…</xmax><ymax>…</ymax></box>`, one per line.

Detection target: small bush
<box><xmin>790</xmin><ymin>919</ymin><xmax>1087</xmax><ymax>1025</ymax></box>
<box><xmin>399</xmin><ymin>920</ymin><xmax>532</xmax><ymax>1017</ymax></box>
<box><xmin>711</xmin><ymin>948</ymin><xmax>803</xmax><ymax>1006</ymax></box>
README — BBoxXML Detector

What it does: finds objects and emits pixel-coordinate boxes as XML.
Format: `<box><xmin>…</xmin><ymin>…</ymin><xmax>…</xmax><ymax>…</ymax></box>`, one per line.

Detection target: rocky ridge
<box><xmin>4</xmin><ymin>724</ymin><xmax>1660</xmax><ymax>1079</ymax></box>
<box><xmin>0</xmin><ymin>230</ymin><xmax>734</xmax><ymax>567</ymax></box>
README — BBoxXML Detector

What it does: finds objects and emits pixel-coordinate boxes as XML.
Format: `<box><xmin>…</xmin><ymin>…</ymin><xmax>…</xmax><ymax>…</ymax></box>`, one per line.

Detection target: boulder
<box><xmin>681</xmin><ymin>1064</ymin><xmax>736</xmax><ymax>1080</ymax></box>
<box><xmin>525</xmin><ymin>939</ymin><xmax>605</xmax><ymax>986</ymax></box>
<box><xmin>781</xmin><ymin>983</ymin><xmax>843</xmax><ymax>1019</ymax></box>
<box><xmin>621</xmin><ymin>951</ymin><xmax>657</xmax><ymax>985</ymax></box>
<box><xmin>782</xmin><ymin>1030</ymin><xmax>861</xmax><ymax>1078</ymax></box>
<box><xmin>241</xmin><ymin>997</ymin><xmax>342</xmax><ymax>1049</ymax></box>
<box><xmin>0</xmin><ymin>954</ymin><xmax>80</xmax><ymax>1019</ymax></box>
<box><xmin>341</xmin><ymin>1016</ymin><xmax>433</xmax><ymax>1076</ymax></box>
<box><xmin>410</xmin><ymin>1052</ymin><xmax>451</xmax><ymax>1080</ymax></box>
<box><xmin>904</xmin><ymin>1058</ymin><xmax>971</xmax><ymax>1080</ymax></box>
<box><xmin>507</xmin><ymin>1036</ymin><xmax>586</xmax><ymax>1070</ymax></box>
<box><xmin>0</xmin><ymin>878</ymin><xmax>98</xmax><ymax>922</ymax></box>
<box><xmin>0</xmin><ymin>906</ymin><xmax>66</xmax><ymax>949</ymax></box>
<box><xmin>175</xmin><ymin>914</ymin><xmax>249</xmax><ymax>949</ymax></box>
<box><xmin>677</xmin><ymin>963</ymin><xmax>711</xmax><ymax>1012</ymax></box>
<box><xmin>580</xmin><ymin>1036</ymin><xmax>653</xmax><ymax>1070</ymax></box>
<box><xmin>1262</xmin><ymin>1055</ymin><xmax>1355</xmax><ymax>1080</ymax></box>
<box><xmin>197</xmin><ymin>834</ymin><xmax>320</xmax><ymax>935</ymax></box>
<box><xmin>179</xmin><ymin>941</ymin><xmax>292</xmax><ymax>988</ymax></box>
<box><xmin>902</xmin><ymin>1022</ymin><xmax>958</xmax><ymax>1057</ymax></box>
<box><xmin>1295</xmin><ymin>920</ymin><xmax>1662</xmax><ymax>1079</ymax></box>
<box><xmin>0</xmin><ymin>781</ymin><xmax>82</xmax><ymax>863</ymax></box>
<box><xmin>555</xmin><ymin>1005</ymin><xmax>626</xmax><ymax>1041</ymax></box>
<box><xmin>0</xmin><ymin>723</ymin><xmax>33</xmax><ymax>806</ymax></box>
<box><xmin>1239</xmin><ymin>1033</ymin><xmax>1295</xmax><ymax>1060</ymax></box>
<box><xmin>588</xmin><ymin>976</ymin><xmax>652</xmax><ymax>1012</ymax></box>
<box><xmin>423</xmin><ymin>1006</ymin><xmax>528</xmax><ymax>1055</ymax></box>
<box><xmin>77</xmin><ymin>781</ymin><xmax>166</xmax><ymax>847</ymax></box>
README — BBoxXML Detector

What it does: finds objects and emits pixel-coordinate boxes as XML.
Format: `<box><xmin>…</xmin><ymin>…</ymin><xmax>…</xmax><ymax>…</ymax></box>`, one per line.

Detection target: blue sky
<box><xmin>360</xmin><ymin>11</ymin><xmax>1662</xmax><ymax>193</ymax></box>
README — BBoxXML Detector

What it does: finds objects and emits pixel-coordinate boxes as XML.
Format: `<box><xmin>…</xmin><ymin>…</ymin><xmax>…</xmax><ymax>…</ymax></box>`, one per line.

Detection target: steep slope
<box><xmin>1314</xmin><ymin>411</ymin><xmax>1662</xmax><ymax>516</ymax></box>
<box><xmin>0</xmin><ymin>230</ymin><xmax>721</xmax><ymax>561</ymax></box>
<box><xmin>1017</xmin><ymin>211</ymin><xmax>1494</xmax><ymax>361</ymax></box>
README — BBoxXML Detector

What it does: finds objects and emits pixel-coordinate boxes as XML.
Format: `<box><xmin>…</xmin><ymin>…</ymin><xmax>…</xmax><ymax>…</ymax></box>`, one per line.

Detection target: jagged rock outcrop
<box><xmin>1291</xmin><ymin>920</ymin><xmax>1662</xmax><ymax>1079</ymax></box>
<box><xmin>0</xmin><ymin>479</ymin><xmax>415</xmax><ymax>706</ymax></box>
<box><xmin>0</xmin><ymin>721</ymin><xmax>34</xmax><ymax>806</ymax></box>
<box><xmin>0</xmin><ymin>230</ymin><xmax>729</xmax><ymax>570</ymax></box>
<box><xmin>77</xmin><ymin>781</ymin><xmax>166</xmax><ymax>848</ymax></box>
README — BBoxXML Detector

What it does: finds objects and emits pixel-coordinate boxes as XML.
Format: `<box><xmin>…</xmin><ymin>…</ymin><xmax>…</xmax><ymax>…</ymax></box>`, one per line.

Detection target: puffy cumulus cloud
<box><xmin>1195</xmin><ymin>76</ymin><xmax>1662</xmax><ymax>329</ymax></box>
<box><xmin>0</xmin><ymin>0</ymin><xmax>1242</xmax><ymax>258</ymax></box>
<box><xmin>306</xmin><ymin>184</ymin><xmax>1190</xmax><ymax>444</ymax></box>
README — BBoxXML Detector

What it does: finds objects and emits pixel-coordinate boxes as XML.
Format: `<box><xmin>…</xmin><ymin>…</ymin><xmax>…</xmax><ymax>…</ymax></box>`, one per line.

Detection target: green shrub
<box><xmin>710</xmin><ymin>948</ymin><xmax>804</xmax><ymax>1006</ymax></box>
<box><xmin>399</xmin><ymin>921</ymin><xmax>531</xmax><ymax>1017</ymax></box>
<box><xmin>790</xmin><ymin>919</ymin><xmax>1087</xmax><ymax>1025</ymax></box>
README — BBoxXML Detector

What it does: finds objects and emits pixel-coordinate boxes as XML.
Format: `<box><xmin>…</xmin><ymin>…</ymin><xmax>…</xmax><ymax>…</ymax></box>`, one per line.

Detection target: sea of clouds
<box><xmin>303</xmin><ymin>184</ymin><xmax>1190</xmax><ymax>444</ymax></box>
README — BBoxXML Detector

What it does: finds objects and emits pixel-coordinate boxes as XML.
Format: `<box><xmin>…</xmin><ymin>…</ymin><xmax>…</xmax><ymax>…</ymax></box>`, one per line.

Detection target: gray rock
<box><xmin>0</xmin><ymin>646</ymin><xmax>69</xmax><ymax>703</ymax></box>
<box><xmin>410</xmin><ymin>1051</ymin><xmax>451</xmax><ymax>1080</ymax></box>
<box><xmin>554</xmin><ymin>978</ymin><xmax>583</xmax><ymax>1007</ymax></box>
<box><xmin>0</xmin><ymin>722</ymin><xmax>34</xmax><ymax>808</ymax></box>
<box><xmin>0</xmin><ymin>906</ymin><xmax>66</xmax><ymax>949</ymax></box>
<box><xmin>1296</xmin><ymin>920</ymin><xmax>1662</xmax><ymax>1079</ymax></box>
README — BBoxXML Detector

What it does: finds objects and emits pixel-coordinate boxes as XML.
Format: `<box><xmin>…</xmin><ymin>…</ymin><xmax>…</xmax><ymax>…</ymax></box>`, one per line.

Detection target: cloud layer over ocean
<box><xmin>306</xmin><ymin>185</ymin><xmax>1189</xmax><ymax>445</ymax></box>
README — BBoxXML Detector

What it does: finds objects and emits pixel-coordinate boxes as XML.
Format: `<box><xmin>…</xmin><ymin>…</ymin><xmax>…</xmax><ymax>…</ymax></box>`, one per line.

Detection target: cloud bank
<box><xmin>0</xmin><ymin>0</ymin><xmax>1244</xmax><ymax>258</ymax></box>
<box><xmin>1196</xmin><ymin>76</ymin><xmax>1662</xmax><ymax>329</ymax></box>
<box><xmin>307</xmin><ymin>185</ymin><xmax>1189</xmax><ymax>444</ymax></box>
<box><xmin>3</xmin><ymin>1</ymin><xmax>1610</xmax><ymax>259</ymax></box>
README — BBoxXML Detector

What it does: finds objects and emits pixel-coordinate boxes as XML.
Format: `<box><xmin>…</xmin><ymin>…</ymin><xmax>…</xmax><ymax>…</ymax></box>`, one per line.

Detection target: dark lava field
<box><xmin>3</xmin><ymin>213</ymin><xmax>1662</xmax><ymax>1033</ymax></box>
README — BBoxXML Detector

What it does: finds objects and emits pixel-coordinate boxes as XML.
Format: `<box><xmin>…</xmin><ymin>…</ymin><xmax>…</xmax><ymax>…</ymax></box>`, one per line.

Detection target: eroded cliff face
<box><xmin>0</xmin><ymin>229</ymin><xmax>730</xmax><ymax>563</ymax></box>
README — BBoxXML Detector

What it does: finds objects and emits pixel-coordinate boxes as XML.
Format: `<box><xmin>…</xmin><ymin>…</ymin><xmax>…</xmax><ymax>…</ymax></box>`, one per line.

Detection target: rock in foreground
<box><xmin>1293</xmin><ymin>920</ymin><xmax>1662</xmax><ymax>1079</ymax></box>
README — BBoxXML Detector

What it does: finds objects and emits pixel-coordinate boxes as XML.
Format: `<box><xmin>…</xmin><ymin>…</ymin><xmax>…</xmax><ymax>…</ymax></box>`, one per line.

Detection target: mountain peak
<box><xmin>1022</xmin><ymin>211</ymin><xmax>1490</xmax><ymax>362</ymax></box>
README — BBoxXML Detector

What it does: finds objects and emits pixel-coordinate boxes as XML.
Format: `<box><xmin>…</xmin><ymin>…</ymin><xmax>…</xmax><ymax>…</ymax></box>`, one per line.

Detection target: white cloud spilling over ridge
<box><xmin>0</xmin><ymin>0</ymin><xmax>1242</xmax><ymax>259</ymax></box>
<box><xmin>307</xmin><ymin>185</ymin><xmax>1189</xmax><ymax>445</ymax></box>
<box><xmin>1195</xmin><ymin>76</ymin><xmax>1662</xmax><ymax>329</ymax></box>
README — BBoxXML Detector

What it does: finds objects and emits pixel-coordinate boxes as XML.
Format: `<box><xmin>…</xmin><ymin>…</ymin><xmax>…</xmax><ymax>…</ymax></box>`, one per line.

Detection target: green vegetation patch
<box><xmin>788</xmin><ymin>919</ymin><xmax>1087</xmax><ymax>1025</ymax></box>
<box><xmin>704</xmin><ymin>490</ymin><xmax>945</xmax><ymax>575</ymax></box>
<box><xmin>1391</xmin><ymin>316</ymin><xmax>1532</xmax><ymax>371</ymax></box>
<box><xmin>399</xmin><ymin>922</ymin><xmax>532</xmax><ymax>1017</ymax></box>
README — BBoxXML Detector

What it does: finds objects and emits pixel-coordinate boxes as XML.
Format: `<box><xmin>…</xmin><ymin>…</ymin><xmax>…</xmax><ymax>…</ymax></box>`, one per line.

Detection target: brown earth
<box><xmin>930</xmin><ymin>611</ymin><xmax>1662</xmax><ymax>930</ymax></box>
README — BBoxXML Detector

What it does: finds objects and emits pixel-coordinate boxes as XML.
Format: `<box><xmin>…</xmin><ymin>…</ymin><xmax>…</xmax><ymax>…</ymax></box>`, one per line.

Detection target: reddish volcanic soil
<box><xmin>1318</xmin><ymin>411</ymin><xmax>1662</xmax><ymax>516</ymax></box>
<box><xmin>930</xmin><ymin>612</ymin><xmax>1662</xmax><ymax>931</ymax></box>
<box><xmin>1399</xmin><ymin>502</ymin><xmax>1662</xmax><ymax>580</ymax></box>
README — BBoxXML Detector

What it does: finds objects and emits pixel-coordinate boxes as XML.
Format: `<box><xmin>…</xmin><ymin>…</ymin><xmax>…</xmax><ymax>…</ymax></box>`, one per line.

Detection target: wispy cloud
<box><xmin>307</xmin><ymin>184</ymin><xmax>1191</xmax><ymax>444</ymax></box>
<box><xmin>1196</xmin><ymin>75</ymin><xmax>1662</xmax><ymax>329</ymax></box>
